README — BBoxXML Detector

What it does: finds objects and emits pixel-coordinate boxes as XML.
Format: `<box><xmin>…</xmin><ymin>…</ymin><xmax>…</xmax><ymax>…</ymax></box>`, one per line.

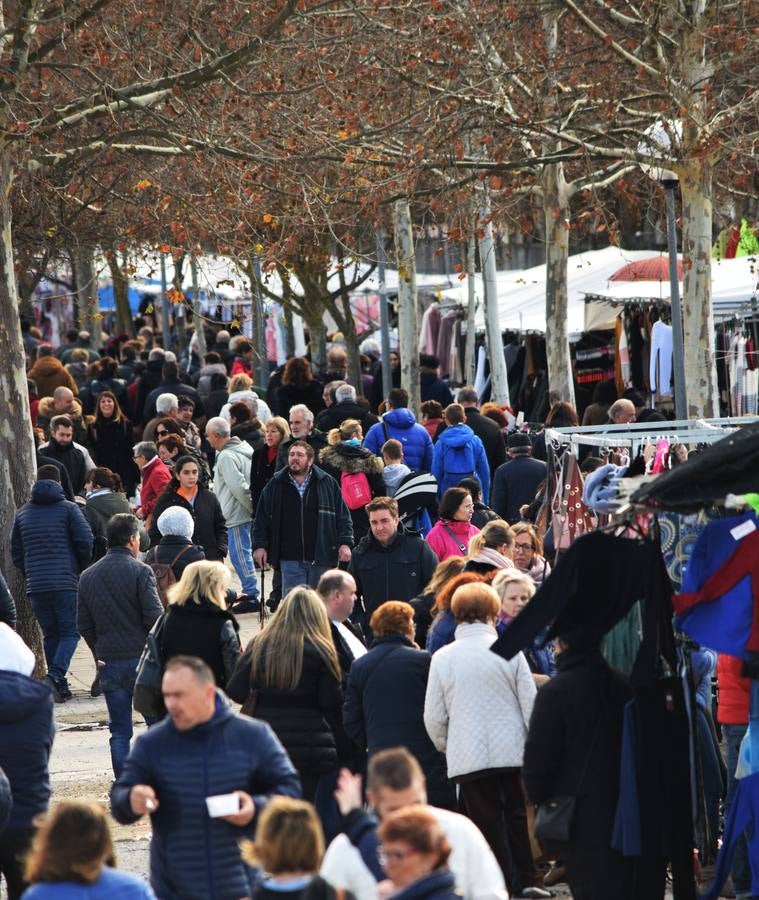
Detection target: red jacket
<box><xmin>138</xmin><ymin>456</ymin><xmax>171</xmax><ymax>521</ymax></box>
<box><xmin>717</xmin><ymin>653</ymin><xmax>750</xmax><ymax>725</ymax></box>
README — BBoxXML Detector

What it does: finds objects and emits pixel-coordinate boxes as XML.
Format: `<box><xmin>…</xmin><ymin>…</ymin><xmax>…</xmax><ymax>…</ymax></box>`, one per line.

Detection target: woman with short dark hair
<box><xmin>425</xmin><ymin>488</ymin><xmax>480</xmax><ymax>562</ymax></box>
<box><xmin>276</xmin><ymin>357</ymin><xmax>324</xmax><ymax>420</ymax></box>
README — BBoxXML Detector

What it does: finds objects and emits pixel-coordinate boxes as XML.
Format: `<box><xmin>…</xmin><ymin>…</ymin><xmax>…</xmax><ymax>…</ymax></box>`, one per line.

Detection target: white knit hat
<box><xmin>157</xmin><ymin>506</ymin><xmax>195</xmax><ymax>539</ymax></box>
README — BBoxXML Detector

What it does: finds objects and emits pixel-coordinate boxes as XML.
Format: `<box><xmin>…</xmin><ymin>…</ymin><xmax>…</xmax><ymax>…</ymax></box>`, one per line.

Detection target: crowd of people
<box><xmin>0</xmin><ymin>322</ymin><xmax>749</xmax><ymax>900</ymax></box>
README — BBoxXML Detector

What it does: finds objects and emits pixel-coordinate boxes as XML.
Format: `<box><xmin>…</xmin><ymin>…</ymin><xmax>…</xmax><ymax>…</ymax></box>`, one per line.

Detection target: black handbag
<box><xmin>533</xmin><ymin>714</ymin><xmax>603</xmax><ymax>844</ymax></box>
<box><xmin>133</xmin><ymin>611</ymin><xmax>168</xmax><ymax>718</ymax></box>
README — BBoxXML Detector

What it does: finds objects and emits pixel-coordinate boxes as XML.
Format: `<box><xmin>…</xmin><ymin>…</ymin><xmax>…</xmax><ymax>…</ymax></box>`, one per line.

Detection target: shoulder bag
<box><xmin>533</xmin><ymin>712</ymin><xmax>603</xmax><ymax>845</ymax></box>
<box><xmin>133</xmin><ymin>611</ymin><xmax>168</xmax><ymax>718</ymax></box>
<box><xmin>442</xmin><ymin>523</ymin><xmax>467</xmax><ymax>555</ymax></box>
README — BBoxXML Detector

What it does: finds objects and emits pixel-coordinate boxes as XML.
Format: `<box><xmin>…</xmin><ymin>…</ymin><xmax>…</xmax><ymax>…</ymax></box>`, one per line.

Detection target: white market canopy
<box><xmin>439</xmin><ymin>246</ymin><xmax>759</xmax><ymax>336</ymax></box>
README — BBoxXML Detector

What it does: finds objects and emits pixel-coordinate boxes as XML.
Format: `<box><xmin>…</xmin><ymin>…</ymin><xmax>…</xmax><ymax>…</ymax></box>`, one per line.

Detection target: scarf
<box><xmin>468</xmin><ymin>547</ymin><xmax>513</xmax><ymax>570</ymax></box>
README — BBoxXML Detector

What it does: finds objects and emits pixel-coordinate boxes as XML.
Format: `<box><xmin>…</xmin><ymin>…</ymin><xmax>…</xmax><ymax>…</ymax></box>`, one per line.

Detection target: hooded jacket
<box><xmin>27</xmin><ymin>355</ymin><xmax>78</xmax><ymax>399</ymax></box>
<box><xmin>319</xmin><ymin>443</ymin><xmax>385</xmax><ymax>541</ymax></box>
<box><xmin>82</xmin><ymin>490</ymin><xmax>135</xmax><ymax>561</ymax></box>
<box><xmin>212</xmin><ymin>437</ymin><xmax>254</xmax><ymax>526</ymax></box>
<box><xmin>253</xmin><ymin>464</ymin><xmax>354</xmax><ymax>567</ymax></box>
<box><xmin>0</xmin><ymin>670</ymin><xmax>55</xmax><ymax>831</ymax></box>
<box><xmin>38</xmin><ymin>436</ymin><xmax>95</xmax><ymax>495</ymax></box>
<box><xmin>36</xmin><ymin>396</ymin><xmax>90</xmax><ymax>445</ymax></box>
<box><xmin>431</xmin><ymin>424</ymin><xmax>490</xmax><ymax>499</ymax></box>
<box><xmin>350</xmin><ymin>530</ymin><xmax>439</xmax><ymax>616</ymax></box>
<box><xmin>425</xmin><ymin>518</ymin><xmax>480</xmax><ymax>562</ymax></box>
<box><xmin>363</xmin><ymin>409</ymin><xmax>434</xmax><ymax>473</ymax></box>
<box><xmin>11</xmin><ymin>480</ymin><xmax>93</xmax><ymax>592</ymax></box>
<box><xmin>419</xmin><ymin>369</ymin><xmax>454</xmax><ymax>407</ymax></box>
<box><xmin>196</xmin><ymin>362</ymin><xmax>228</xmax><ymax>400</ymax></box>
<box><xmin>231</xmin><ymin>418</ymin><xmax>265</xmax><ymax>452</ymax></box>
<box><xmin>111</xmin><ymin>694</ymin><xmax>301</xmax><ymax>900</ymax></box>
<box><xmin>138</xmin><ymin>455</ymin><xmax>172</xmax><ymax>520</ymax></box>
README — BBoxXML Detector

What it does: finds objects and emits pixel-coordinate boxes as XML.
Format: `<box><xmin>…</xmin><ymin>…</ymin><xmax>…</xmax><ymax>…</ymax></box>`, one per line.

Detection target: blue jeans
<box><xmin>724</xmin><ymin>724</ymin><xmax>751</xmax><ymax>893</ymax></box>
<box><xmin>29</xmin><ymin>590</ymin><xmax>79</xmax><ymax>689</ymax></box>
<box><xmin>99</xmin><ymin>658</ymin><xmax>139</xmax><ymax>777</ymax></box>
<box><xmin>280</xmin><ymin>560</ymin><xmax>329</xmax><ymax>597</ymax></box>
<box><xmin>228</xmin><ymin>523</ymin><xmax>259</xmax><ymax>597</ymax></box>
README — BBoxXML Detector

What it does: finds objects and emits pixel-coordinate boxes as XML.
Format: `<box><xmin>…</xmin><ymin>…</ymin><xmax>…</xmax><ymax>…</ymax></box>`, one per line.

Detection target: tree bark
<box><xmin>0</xmin><ymin>148</ymin><xmax>44</xmax><ymax>670</ymax></box>
<box><xmin>73</xmin><ymin>247</ymin><xmax>102</xmax><ymax>349</ymax></box>
<box><xmin>542</xmin><ymin>163</ymin><xmax>576</xmax><ymax>406</ymax></box>
<box><xmin>464</xmin><ymin>225</ymin><xmax>477</xmax><ymax>386</ymax></box>
<box><xmin>393</xmin><ymin>199</ymin><xmax>421</xmax><ymax>416</ymax></box>
<box><xmin>478</xmin><ymin>198</ymin><xmax>510</xmax><ymax>405</ymax></box>
<box><xmin>107</xmin><ymin>251</ymin><xmax>135</xmax><ymax>337</ymax></box>
<box><xmin>680</xmin><ymin>161</ymin><xmax>718</xmax><ymax>417</ymax></box>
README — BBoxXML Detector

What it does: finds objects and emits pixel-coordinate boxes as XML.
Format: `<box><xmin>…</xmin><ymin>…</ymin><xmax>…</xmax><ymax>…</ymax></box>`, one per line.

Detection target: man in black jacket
<box><xmin>490</xmin><ymin>433</ymin><xmax>547</xmax><ymax>525</ymax></box>
<box><xmin>315</xmin><ymin>384</ymin><xmax>379</xmax><ymax>436</ymax></box>
<box><xmin>78</xmin><ymin>514</ymin><xmax>163</xmax><ymax>776</ymax></box>
<box><xmin>317</xmin><ymin>569</ymin><xmax>367</xmax><ymax>677</ymax></box>
<box><xmin>275</xmin><ymin>404</ymin><xmax>330</xmax><ymax>470</ymax></box>
<box><xmin>350</xmin><ymin>497</ymin><xmax>438</xmax><ymax>623</ymax></box>
<box><xmin>38</xmin><ymin>415</ymin><xmax>95</xmax><ymax>495</ymax></box>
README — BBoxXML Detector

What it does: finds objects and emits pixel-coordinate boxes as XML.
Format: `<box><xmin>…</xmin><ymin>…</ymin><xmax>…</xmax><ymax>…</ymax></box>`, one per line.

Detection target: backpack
<box><xmin>148</xmin><ymin>545</ymin><xmax>194</xmax><ymax>607</ymax></box>
<box><xmin>443</xmin><ymin>439</ymin><xmax>475</xmax><ymax>480</ymax></box>
<box><xmin>341</xmin><ymin>471</ymin><xmax>373</xmax><ymax>510</ymax></box>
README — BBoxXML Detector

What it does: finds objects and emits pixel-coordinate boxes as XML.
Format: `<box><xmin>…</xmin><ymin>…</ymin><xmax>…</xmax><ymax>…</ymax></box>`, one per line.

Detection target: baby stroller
<box><xmin>393</xmin><ymin>471</ymin><xmax>438</xmax><ymax>536</ymax></box>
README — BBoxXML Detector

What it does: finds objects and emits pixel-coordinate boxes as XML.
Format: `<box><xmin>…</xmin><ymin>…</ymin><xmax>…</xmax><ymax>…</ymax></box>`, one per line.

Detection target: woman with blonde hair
<box><xmin>409</xmin><ymin>556</ymin><xmax>466</xmax><ymax>648</ymax></box>
<box><xmin>492</xmin><ymin>568</ymin><xmax>554</xmax><ymax>681</ymax></box>
<box><xmin>243</xmin><ymin>797</ymin><xmax>345</xmax><ymax>900</ymax></box>
<box><xmin>511</xmin><ymin>522</ymin><xmax>551</xmax><ymax>587</ymax></box>
<box><xmin>159</xmin><ymin>560</ymin><xmax>241</xmax><ymax>690</ymax></box>
<box><xmin>319</xmin><ymin>419</ymin><xmax>384</xmax><ymax>541</ymax></box>
<box><xmin>464</xmin><ymin>520</ymin><xmax>514</xmax><ymax>575</ymax></box>
<box><xmin>227</xmin><ymin>587</ymin><xmax>343</xmax><ymax>801</ymax></box>
<box><xmin>22</xmin><ymin>801</ymin><xmax>155</xmax><ymax>898</ymax></box>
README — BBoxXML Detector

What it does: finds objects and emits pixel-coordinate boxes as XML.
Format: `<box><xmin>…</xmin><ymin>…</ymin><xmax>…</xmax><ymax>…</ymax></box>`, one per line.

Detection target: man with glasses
<box><xmin>132</xmin><ymin>442</ymin><xmax>171</xmax><ymax>522</ymax></box>
<box><xmin>275</xmin><ymin>403</ymin><xmax>329</xmax><ymax>471</ymax></box>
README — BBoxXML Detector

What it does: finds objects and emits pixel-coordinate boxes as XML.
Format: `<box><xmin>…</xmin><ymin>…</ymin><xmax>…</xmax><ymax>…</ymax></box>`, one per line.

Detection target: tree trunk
<box><xmin>107</xmin><ymin>252</ymin><xmax>135</xmax><ymax>337</ymax></box>
<box><xmin>74</xmin><ymin>248</ymin><xmax>102</xmax><ymax>349</ymax></box>
<box><xmin>393</xmin><ymin>199</ymin><xmax>421</xmax><ymax>416</ymax></box>
<box><xmin>464</xmin><ymin>223</ymin><xmax>478</xmax><ymax>386</ymax></box>
<box><xmin>478</xmin><ymin>198</ymin><xmax>510</xmax><ymax>405</ymax></box>
<box><xmin>680</xmin><ymin>161</ymin><xmax>718</xmax><ymax>417</ymax></box>
<box><xmin>0</xmin><ymin>148</ymin><xmax>44</xmax><ymax>670</ymax></box>
<box><xmin>542</xmin><ymin>163</ymin><xmax>576</xmax><ymax>406</ymax></box>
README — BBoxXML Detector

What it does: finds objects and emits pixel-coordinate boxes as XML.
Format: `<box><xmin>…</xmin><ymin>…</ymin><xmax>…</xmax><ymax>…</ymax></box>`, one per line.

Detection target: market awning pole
<box><xmin>376</xmin><ymin>227</ymin><xmax>392</xmax><ymax>401</ymax></box>
<box><xmin>160</xmin><ymin>253</ymin><xmax>171</xmax><ymax>351</ymax></box>
<box><xmin>664</xmin><ymin>179</ymin><xmax>687</xmax><ymax>419</ymax></box>
<box><xmin>190</xmin><ymin>256</ymin><xmax>207</xmax><ymax>357</ymax></box>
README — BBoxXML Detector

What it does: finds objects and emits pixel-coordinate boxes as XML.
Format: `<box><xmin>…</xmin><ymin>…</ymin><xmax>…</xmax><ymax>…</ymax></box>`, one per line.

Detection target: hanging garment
<box><xmin>650</xmin><ymin>320</ymin><xmax>673</xmax><ymax>396</ymax></box>
<box><xmin>658</xmin><ymin>511</ymin><xmax>716</xmax><ymax>592</ymax></box>
<box><xmin>418</xmin><ymin>303</ymin><xmax>441</xmax><ymax>355</ymax></box>
<box><xmin>474</xmin><ymin>344</ymin><xmax>488</xmax><ymax>397</ymax></box>
<box><xmin>702</xmin><ymin>770</ymin><xmax>759</xmax><ymax>900</ymax></box>
<box><xmin>632</xmin><ymin>422</ymin><xmax>759</xmax><ymax>513</ymax></box>
<box><xmin>673</xmin><ymin>512</ymin><xmax>759</xmax><ymax>660</ymax></box>
<box><xmin>729</xmin><ymin>334</ymin><xmax>747</xmax><ymax>416</ymax></box>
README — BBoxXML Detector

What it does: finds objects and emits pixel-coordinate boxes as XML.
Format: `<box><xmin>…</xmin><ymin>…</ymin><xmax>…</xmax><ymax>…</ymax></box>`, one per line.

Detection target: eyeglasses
<box><xmin>156</xmin><ymin>430</ymin><xmax>168</xmax><ymax>436</ymax></box>
<box><xmin>377</xmin><ymin>846</ymin><xmax>417</xmax><ymax>866</ymax></box>
<box><xmin>514</xmin><ymin>542</ymin><xmax>534</xmax><ymax>552</ymax></box>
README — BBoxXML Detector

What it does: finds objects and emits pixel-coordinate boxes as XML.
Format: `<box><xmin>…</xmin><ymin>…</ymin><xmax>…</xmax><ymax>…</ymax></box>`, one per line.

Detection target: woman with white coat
<box><xmin>424</xmin><ymin>582</ymin><xmax>548</xmax><ymax>899</ymax></box>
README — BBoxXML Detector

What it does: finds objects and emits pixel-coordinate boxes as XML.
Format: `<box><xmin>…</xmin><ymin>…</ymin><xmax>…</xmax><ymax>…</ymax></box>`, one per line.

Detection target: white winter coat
<box><xmin>424</xmin><ymin>621</ymin><xmax>536</xmax><ymax>778</ymax></box>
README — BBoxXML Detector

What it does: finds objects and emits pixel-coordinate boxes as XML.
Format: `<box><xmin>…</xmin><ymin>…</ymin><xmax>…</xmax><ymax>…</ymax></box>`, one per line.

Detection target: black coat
<box><xmin>160</xmin><ymin>599</ymin><xmax>241</xmax><ymax>689</ymax></box>
<box><xmin>0</xmin><ymin>572</ymin><xmax>16</xmax><ymax>629</ymax></box>
<box><xmin>470</xmin><ymin>501</ymin><xmax>500</xmax><ymax>529</ymax></box>
<box><xmin>41</xmin><ymin>437</ymin><xmax>90</xmax><ymax>495</ymax></box>
<box><xmin>276</xmin><ymin>381</ymin><xmax>325</xmax><ymax>420</ymax></box>
<box><xmin>148</xmin><ymin>486</ymin><xmax>227</xmax><ymax>560</ymax></box>
<box><xmin>232</xmin><ymin>419</ymin><xmax>265</xmax><ymax>452</ymax></box>
<box><xmin>227</xmin><ymin>640</ymin><xmax>343</xmax><ymax>776</ymax></box>
<box><xmin>276</xmin><ymin>430</ymin><xmax>330</xmax><ymax>471</ymax></box>
<box><xmin>36</xmin><ymin>450</ymin><xmax>74</xmax><ymax>499</ymax></box>
<box><xmin>250</xmin><ymin>444</ymin><xmax>278</xmax><ymax>513</ymax></box>
<box><xmin>350</xmin><ymin>530</ymin><xmax>439</xmax><ymax>617</ymax></box>
<box><xmin>490</xmin><ymin>455</ymin><xmax>547</xmax><ymax>524</ymax></box>
<box><xmin>88</xmin><ymin>417</ymin><xmax>138</xmax><ymax>495</ymax></box>
<box><xmin>134</xmin><ymin>360</ymin><xmax>165</xmax><ymax>425</ymax></box>
<box><xmin>419</xmin><ymin>369</ymin><xmax>454</xmax><ymax>407</ymax></box>
<box><xmin>319</xmin><ymin>443</ymin><xmax>385</xmax><ymax>541</ymax></box>
<box><xmin>522</xmin><ymin>649</ymin><xmax>631</xmax><ymax>849</ymax></box>
<box><xmin>144</xmin><ymin>535</ymin><xmax>206</xmax><ymax>580</ymax></box>
<box><xmin>315</xmin><ymin>400</ymin><xmax>379</xmax><ymax>437</ymax></box>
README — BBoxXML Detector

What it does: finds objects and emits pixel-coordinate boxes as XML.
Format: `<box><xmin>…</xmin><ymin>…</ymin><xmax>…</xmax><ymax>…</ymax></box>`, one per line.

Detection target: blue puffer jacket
<box><xmin>111</xmin><ymin>694</ymin><xmax>301</xmax><ymax>900</ymax></box>
<box><xmin>364</xmin><ymin>409</ymin><xmax>433</xmax><ymax>473</ymax></box>
<box><xmin>431</xmin><ymin>424</ymin><xmax>490</xmax><ymax>499</ymax></box>
<box><xmin>0</xmin><ymin>671</ymin><xmax>55</xmax><ymax>831</ymax></box>
<box><xmin>11</xmin><ymin>480</ymin><xmax>92</xmax><ymax>593</ymax></box>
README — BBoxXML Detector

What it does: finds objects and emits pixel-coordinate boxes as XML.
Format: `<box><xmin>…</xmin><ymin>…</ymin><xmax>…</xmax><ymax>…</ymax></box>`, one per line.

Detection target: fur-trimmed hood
<box><xmin>319</xmin><ymin>443</ymin><xmax>384</xmax><ymax>475</ymax></box>
<box><xmin>37</xmin><ymin>396</ymin><xmax>85</xmax><ymax>421</ymax></box>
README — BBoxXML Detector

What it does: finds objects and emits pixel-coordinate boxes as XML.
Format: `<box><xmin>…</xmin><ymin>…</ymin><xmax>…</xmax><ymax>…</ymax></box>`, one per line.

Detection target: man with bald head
<box><xmin>608</xmin><ymin>398</ymin><xmax>636</xmax><ymax>425</ymax></box>
<box><xmin>36</xmin><ymin>386</ymin><xmax>90</xmax><ymax>445</ymax></box>
<box><xmin>317</xmin><ymin>569</ymin><xmax>367</xmax><ymax>676</ymax></box>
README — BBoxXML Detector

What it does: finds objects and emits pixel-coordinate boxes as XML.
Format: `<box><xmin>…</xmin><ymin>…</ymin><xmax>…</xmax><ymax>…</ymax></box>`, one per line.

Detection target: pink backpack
<box><xmin>341</xmin><ymin>471</ymin><xmax>373</xmax><ymax>510</ymax></box>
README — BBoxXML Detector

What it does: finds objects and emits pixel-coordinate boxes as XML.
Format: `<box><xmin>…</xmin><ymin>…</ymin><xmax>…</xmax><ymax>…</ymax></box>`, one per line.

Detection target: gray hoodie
<box><xmin>382</xmin><ymin>463</ymin><xmax>411</xmax><ymax>497</ymax></box>
<box><xmin>212</xmin><ymin>437</ymin><xmax>253</xmax><ymax>526</ymax></box>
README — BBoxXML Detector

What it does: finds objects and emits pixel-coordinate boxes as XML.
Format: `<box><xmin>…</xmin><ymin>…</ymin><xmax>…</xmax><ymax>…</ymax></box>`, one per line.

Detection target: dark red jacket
<box><xmin>717</xmin><ymin>653</ymin><xmax>750</xmax><ymax>725</ymax></box>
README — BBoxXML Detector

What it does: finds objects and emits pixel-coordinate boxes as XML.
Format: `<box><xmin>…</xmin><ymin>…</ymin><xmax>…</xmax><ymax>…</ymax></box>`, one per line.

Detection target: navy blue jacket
<box><xmin>0</xmin><ymin>671</ymin><xmax>55</xmax><ymax>831</ymax></box>
<box><xmin>0</xmin><ymin>765</ymin><xmax>10</xmax><ymax>833</ymax></box>
<box><xmin>490</xmin><ymin>455</ymin><xmax>547</xmax><ymax>525</ymax></box>
<box><xmin>364</xmin><ymin>410</ymin><xmax>433</xmax><ymax>473</ymax></box>
<box><xmin>0</xmin><ymin>572</ymin><xmax>16</xmax><ymax>629</ymax></box>
<box><xmin>111</xmin><ymin>695</ymin><xmax>301</xmax><ymax>900</ymax></box>
<box><xmin>11</xmin><ymin>480</ymin><xmax>93</xmax><ymax>593</ymax></box>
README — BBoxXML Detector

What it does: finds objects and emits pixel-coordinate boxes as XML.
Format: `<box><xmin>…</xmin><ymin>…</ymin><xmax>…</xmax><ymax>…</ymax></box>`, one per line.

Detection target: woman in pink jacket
<box><xmin>426</xmin><ymin>487</ymin><xmax>480</xmax><ymax>561</ymax></box>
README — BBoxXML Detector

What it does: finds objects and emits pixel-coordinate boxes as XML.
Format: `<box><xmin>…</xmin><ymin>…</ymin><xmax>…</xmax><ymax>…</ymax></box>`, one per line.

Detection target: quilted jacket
<box><xmin>424</xmin><ymin>622</ymin><xmax>536</xmax><ymax>778</ymax></box>
<box><xmin>111</xmin><ymin>694</ymin><xmax>301</xmax><ymax>900</ymax></box>
<box><xmin>11</xmin><ymin>480</ymin><xmax>93</xmax><ymax>593</ymax></box>
<box><xmin>363</xmin><ymin>409</ymin><xmax>434</xmax><ymax>473</ymax></box>
<box><xmin>77</xmin><ymin>546</ymin><xmax>163</xmax><ymax>661</ymax></box>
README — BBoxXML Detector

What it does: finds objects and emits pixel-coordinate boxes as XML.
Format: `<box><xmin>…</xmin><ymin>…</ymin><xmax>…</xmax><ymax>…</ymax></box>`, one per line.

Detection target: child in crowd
<box><xmin>381</xmin><ymin>439</ymin><xmax>411</xmax><ymax>496</ymax></box>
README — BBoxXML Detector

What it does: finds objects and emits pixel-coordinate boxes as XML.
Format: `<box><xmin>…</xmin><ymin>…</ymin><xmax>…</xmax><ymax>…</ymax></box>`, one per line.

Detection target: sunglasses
<box><xmin>156</xmin><ymin>430</ymin><xmax>168</xmax><ymax>436</ymax></box>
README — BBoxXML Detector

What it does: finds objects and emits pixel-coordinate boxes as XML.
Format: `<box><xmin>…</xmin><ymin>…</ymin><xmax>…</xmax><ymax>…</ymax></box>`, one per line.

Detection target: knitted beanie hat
<box><xmin>157</xmin><ymin>506</ymin><xmax>194</xmax><ymax>539</ymax></box>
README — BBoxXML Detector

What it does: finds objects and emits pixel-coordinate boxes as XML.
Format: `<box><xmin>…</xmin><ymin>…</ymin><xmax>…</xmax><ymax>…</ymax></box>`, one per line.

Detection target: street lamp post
<box><xmin>662</xmin><ymin>178</ymin><xmax>687</xmax><ymax>420</ymax></box>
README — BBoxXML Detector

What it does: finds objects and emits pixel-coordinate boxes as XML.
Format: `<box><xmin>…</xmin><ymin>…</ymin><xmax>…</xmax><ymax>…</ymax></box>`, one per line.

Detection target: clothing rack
<box><xmin>545</xmin><ymin>417</ymin><xmax>759</xmax><ymax>457</ymax></box>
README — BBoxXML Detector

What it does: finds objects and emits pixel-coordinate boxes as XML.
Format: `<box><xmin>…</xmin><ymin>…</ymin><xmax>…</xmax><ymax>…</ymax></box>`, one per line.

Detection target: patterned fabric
<box><xmin>658</xmin><ymin>511</ymin><xmax>716</xmax><ymax>592</ymax></box>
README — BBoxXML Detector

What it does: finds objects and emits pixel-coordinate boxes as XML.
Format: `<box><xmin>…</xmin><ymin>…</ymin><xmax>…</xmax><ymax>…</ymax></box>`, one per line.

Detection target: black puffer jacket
<box><xmin>227</xmin><ymin>640</ymin><xmax>342</xmax><ymax>776</ymax></box>
<box><xmin>88</xmin><ymin>417</ymin><xmax>138</xmax><ymax>495</ymax></box>
<box><xmin>315</xmin><ymin>400</ymin><xmax>379</xmax><ymax>436</ymax></box>
<box><xmin>160</xmin><ymin>599</ymin><xmax>241</xmax><ymax>690</ymax></box>
<box><xmin>319</xmin><ymin>443</ymin><xmax>385</xmax><ymax>541</ymax></box>
<box><xmin>250</xmin><ymin>444</ymin><xmax>278</xmax><ymax>513</ymax></box>
<box><xmin>148</xmin><ymin>485</ymin><xmax>227</xmax><ymax>560</ymax></box>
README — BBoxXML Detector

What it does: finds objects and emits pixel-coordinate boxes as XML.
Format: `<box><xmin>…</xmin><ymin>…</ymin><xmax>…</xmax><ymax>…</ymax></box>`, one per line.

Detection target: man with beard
<box><xmin>38</xmin><ymin>415</ymin><xmax>95</xmax><ymax>495</ymax></box>
<box><xmin>254</xmin><ymin>441</ymin><xmax>353</xmax><ymax>595</ymax></box>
